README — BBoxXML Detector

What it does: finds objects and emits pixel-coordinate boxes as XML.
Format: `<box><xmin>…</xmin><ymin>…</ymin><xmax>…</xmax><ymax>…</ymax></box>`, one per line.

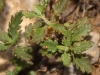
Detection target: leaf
<box><xmin>39</xmin><ymin>49</ymin><xmax>52</xmax><ymax>58</ymax></box>
<box><xmin>73</xmin><ymin>56</ymin><xmax>92</xmax><ymax>73</ymax></box>
<box><xmin>6</xmin><ymin>67</ymin><xmax>21</xmax><ymax>75</ymax></box>
<box><xmin>76</xmin><ymin>17</ymin><xmax>89</xmax><ymax>26</ymax></box>
<box><xmin>51</xmin><ymin>23</ymin><xmax>66</xmax><ymax>33</ymax></box>
<box><xmin>52</xmin><ymin>0</ymin><xmax>69</xmax><ymax>15</ymax></box>
<box><xmin>71</xmin><ymin>41</ymin><xmax>93</xmax><ymax>53</ymax></box>
<box><xmin>0</xmin><ymin>32</ymin><xmax>12</xmax><ymax>44</ymax></box>
<box><xmin>40</xmin><ymin>0</ymin><xmax>50</xmax><ymax>11</ymax></box>
<box><xmin>25</xmin><ymin>21</ymin><xmax>42</xmax><ymax>38</ymax></box>
<box><xmin>62</xmin><ymin>30</ymin><xmax>72</xmax><ymax>46</ymax></box>
<box><xmin>0</xmin><ymin>43</ymin><xmax>8</xmax><ymax>50</ymax></box>
<box><xmin>32</xmin><ymin>26</ymin><xmax>46</xmax><ymax>43</ymax></box>
<box><xmin>61</xmin><ymin>52</ymin><xmax>71</xmax><ymax>66</ymax></box>
<box><xmin>8</xmin><ymin>11</ymin><xmax>22</xmax><ymax>43</ymax></box>
<box><xmin>72</xmin><ymin>24</ymin><xmax>91</xmax><ymax>41</ymax></box>
<box><xmin>13</xmin><ymin>57</ymin><xmax>33</xmax><ymax>71</ymax></box>
<box><xmin>13</xmin><ymin>46</ymin><xmax>32</xmax><ymax>61</ymax></box>
<box><xmin>25</xmin><ymin>24</ymin><xmax>34</xmax><ymax>38</ymax></box>
<box><xmin>22</xmin><ymin>10</ymin><xmax>39</xmax><ymax>18</ymax></box>
<box><xmin>57</xmin><ymin>45</ymin><xmax>69</xmax><ymax>52</ymax></box>
<box><xmin>40</xmin><ymin>39</ymin><xmax>58</xmax><ymax>53</ymax></box>
<box><xmin>40</xmin><ymin>0</ymin><xmax>50</xmax><ymax>7</ymax></box>
<box><xmin>34</xmin><ymin>5</ymin><xmax>43</xmax><ymax>16</ymax></box>
<box><xmin>6</xmin><ymin>70</ymin><xmax>12</xmax><ymax>75</ymax></box>
<box><xmin>62</xmin><ymin>38</ymin><xmax>71</xmax><ymax>47</ymax></box>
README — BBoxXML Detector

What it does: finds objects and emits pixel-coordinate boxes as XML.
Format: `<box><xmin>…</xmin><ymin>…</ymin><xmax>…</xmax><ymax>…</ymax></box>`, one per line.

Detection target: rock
<box><xmin>63</xmin><ymin>63</ymin><xmax>82</xmax><ymax>75</ymax></box>
<box><xmin>83</xmin><ymin>31</ymin><xmax>100</xmax><ymax>64</ymax></box>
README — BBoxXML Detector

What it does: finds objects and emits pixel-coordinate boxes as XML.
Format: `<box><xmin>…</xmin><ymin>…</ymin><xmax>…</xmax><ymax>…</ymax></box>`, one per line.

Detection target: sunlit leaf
<box><xmin>0</xmin><ymin>32</ymin><xmax>12</xmax><ymax>44</ymax></box>
<box><xmin>73</xmin><ymin>56</ymin><xmax>92</xmax><ymax>73</ymax></box>
<box><xmin>13</xmin><ymin>46</ymin><xmax>32</xmax><ymax>61</ymax></box>
<box><xmin>8</xmin><ymin>12</ymin><xmax>22</xmax><ymax>43</ymax></box>
<box><xmin>40</xmin><ymin>39</ymin><xmax>58</xmax><ymax>53</ymax></box>
<box><xmin>52</xmin><ymin>0</ymin><xmax>69</xmax><ymax>15</ymax></box>
<box><xmin>32</xmin><ymin>26</ymin><xmax>46</xmax><ymax>43</ymax></box>
<box><xmin>61</xmin><ymin>52</ymin><xmax>71</xmax><ymax>66</ymax></box>
<box><xmin>72</xmin><ymin>41</ymin><xmax>93</xmax><ymax>53</ymax></box>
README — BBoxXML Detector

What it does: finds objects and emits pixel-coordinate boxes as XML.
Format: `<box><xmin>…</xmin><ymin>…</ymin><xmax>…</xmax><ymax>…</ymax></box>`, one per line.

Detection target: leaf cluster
<box><xmin>0</xmin><ymin>0</ymin><xmax>93</xmax><ymax>74</ymax></box>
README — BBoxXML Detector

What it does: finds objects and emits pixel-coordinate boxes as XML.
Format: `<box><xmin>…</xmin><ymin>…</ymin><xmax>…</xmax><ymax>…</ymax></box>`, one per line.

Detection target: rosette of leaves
<box><xmin>22</xmin><ymin>0</ymin><xmax>93</xmax><ymax>73</ymax></box>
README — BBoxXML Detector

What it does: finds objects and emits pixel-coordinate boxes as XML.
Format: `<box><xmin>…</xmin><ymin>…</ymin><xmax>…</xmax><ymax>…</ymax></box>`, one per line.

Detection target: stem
<box><xmin>41</xmin><ymin>15</ymin><xmax>52</xmax><ymax>25</ymax></box>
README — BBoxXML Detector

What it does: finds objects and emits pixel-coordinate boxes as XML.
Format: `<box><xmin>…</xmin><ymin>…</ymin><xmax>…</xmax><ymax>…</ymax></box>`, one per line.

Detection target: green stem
<box><xmin>41</xmin><ymin>15</ymin><xmax>52</xmax><ymax>25</ymax></box>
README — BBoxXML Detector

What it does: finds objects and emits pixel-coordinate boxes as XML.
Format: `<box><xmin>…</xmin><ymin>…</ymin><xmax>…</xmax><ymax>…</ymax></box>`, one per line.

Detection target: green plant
<box><xmin>0</xmin><ymin>0</ymin><xmax>93</xmax><ymax>74</ymax></box>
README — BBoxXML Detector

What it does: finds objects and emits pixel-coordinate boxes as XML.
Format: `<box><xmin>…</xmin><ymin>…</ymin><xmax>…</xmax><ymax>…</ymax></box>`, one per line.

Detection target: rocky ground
<box><xmin>0</xmin><ymin>0</ymin><xmax>100</xmax><ymax>75</ymax></box>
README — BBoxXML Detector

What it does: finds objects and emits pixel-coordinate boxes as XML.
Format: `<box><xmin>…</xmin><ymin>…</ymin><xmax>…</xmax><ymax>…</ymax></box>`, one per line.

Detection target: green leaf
<box><xmin>40</xmin><ymin>39</ymin><xmax>58</xmax><ymax>53</ymax></box>
<box><xmin>13</xmin><ymin>46</ymin><xmax>32</xmax><ymax>61</ymax></box>
<box><xmin>39</xmin><ymin>0</ymin><xmax>50</xmax><ymax>12</ymax></box>
<box><xmin>32</xmin><ymin>26</ymin><xmax>46</xmax><ymax>43</ymax></box>
<box><xmin>25</xmin><ymin>24</ymin><xmax>34</xmax><ymax>38</ymax></box>
<box><xmin>51</xmin><ymin>23</ymin><xmax>66</xmax><ymax>33</ymax></box>
<box><xmin>22</xmin><ymin>10</ymin><xmax>39</xmax><ymax>18</ymax></box>
<box><xmin>6</xmin><ymin>70</ymin><xmax>12</xmax><ymax>75</ymax></box>
<box><xmin>13</xmin><ymin>57</ymin><xmax>33</xmax><ymax>71</ymax></box>
<box><xmin>71</xmin><ymin>41</ymin><xmax>93</xmax><ymax>53</ymax></box>
<box><xmin>39</xmin><ymin>49</ymin><xmax>52</xmax><ymax>58</ymax></box>
<box><xmin>73</xmin><ymin>56</ymin><xmax>92</xmax><ymax>73</ymax></box>
<box><xmin>62</xmin><ymin>30</ymin><xmax>72</xmax><ymax>46</ymax></box>
<box><xmin>8</xmin><ymin>11</ymin><xmax>22</xmax><ymax>43</ymax></box>
<box><xmin>25</xmin><ymin>21</ymin><xmax>42</xmax><ymax>38</ymax></box>
<box><xmin>34</xmin><ymin>5</ymin><xmax>43</xmax><ymax>16</ymax></box>
<box><xmin>61</xmin><ymin>52</ymin><xmax>71</xmax><ymax>66</ymax></box>
<box><xmin>57</xmin><ymin>45</ymin><xmax>69</xmax><ymax>52</ymax></box>
<box><xmin>0</xmin><ymin>43</ymin><xmax>8</xmax><ymax>50</ymax></box>
<box><xmin>76</xmin><ymin>17</ymin><xmax>89</xmax><ymax>26</ymax></box>
<box><xmin>62</xmin><ymin>38</ymin><xmax>71</xmax><ymax>47</ymax></box>
<box><xmin>6</xmin><ymin>67</ymin><xmax>21</xmax><ymax>75</ymax></box>
<box><xmin>52</xmin><ymin>0</ymin><xmax>69</xmax><ymax>15</ymax></box>
<box><xmin>0</xmin><ymin>32</ymin><xmax>12</xmax><ymax>44</ymax></box>
<box><xmin>72</xmin><ymin>24</ymin><xmax>91</xmax><ymax>41</ymax></box>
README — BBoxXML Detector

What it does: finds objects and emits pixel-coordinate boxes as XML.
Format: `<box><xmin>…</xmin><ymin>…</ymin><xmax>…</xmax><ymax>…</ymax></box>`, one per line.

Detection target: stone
<box><xmin>83</xmin><ymin>31</ymin><xmax>100</xmax><ymax>64</ymax></box>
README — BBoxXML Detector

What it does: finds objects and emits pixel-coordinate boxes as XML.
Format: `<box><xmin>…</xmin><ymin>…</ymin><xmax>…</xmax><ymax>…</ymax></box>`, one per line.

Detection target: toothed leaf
<box><xmin>57</xmin><ymin>45</ymin><xmax>69</xmax><ymax>52</ymax></box>
<box><xmin>13</xmin><ymin>46</ymin><xmax>32</xmax><ymax>61</ymax></box>
<box><xmin>61</xmin><ymin>52</ymin><xmax>71</xmax><ymax>66</ymax></box>
<box><xmin>39</xmin><ymin>49</ymin><xmax>52</xmax><ymax>58</ymax></box>
<box><xmin>25</xmin><ymin>21</ymin><xmax>42</xmax><ymax>38</ymax></box>
<box><xmin>51</xmin><ymin>23</ymin><xmax>66</xmax><ymax>33</ymax></box>
<box><xmin>52</xmin><ymin>0</ymin><xmax>69</xmax><ymax>15</ymax></box>
<box><xmin>40</xmin><ymin>39</ymin><xmax>58</xmax><ymax>53</ymax></box>
<box><xmin>72</xmin><ymin>41</ymin><xmax>93</xmax><ymax>53</ymax></box>
<box><xmin>0</xmin><ymin>32</ymin><xmax>12</xmax><ymax>44</ymax></box>
<box><xmin>73</xmin><ymin>56</ymin><xmax>92</xmax><ymax>73</ymax></box>
<box><xmin>72</xmin><ymin>17</ymin><xmax>91</xmax><ymax>41</ymax></box>
<box><xmin>22</xmin><ymin>10</ymin><xmax>39</xmax><ymax>18</ymax></box>
<box><xmin>62</xmin><ymin>30</ymin><xmax>72</xmax><ymax>46</ymax></box>
<box><xmin>6</xmin><ymin>67</ymin><xmax>21</xmax><ymax>75</ymax></box>
<box><xmin>0</xmin><ymin>43</ymin><xmax>8</xmax><ymax>50</ymax></box>
<box><xmin>8</xmin><ymin>12</ymin><xmax>22</xmax><ymax>43</ymax></box>
<box><xmin>32</xmin><ymin>26</ymin><xmax>46</xmax><ymax>43</ymax></box>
